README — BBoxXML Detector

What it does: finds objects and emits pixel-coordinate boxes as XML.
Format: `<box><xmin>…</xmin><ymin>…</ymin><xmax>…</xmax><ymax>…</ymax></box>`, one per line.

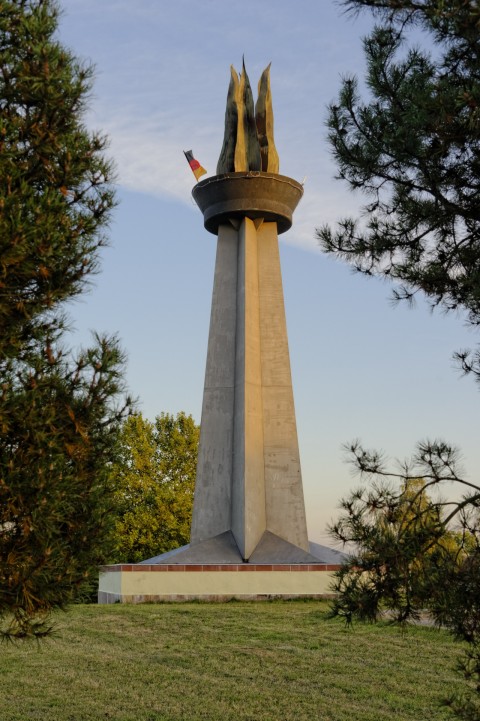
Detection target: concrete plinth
<box><xmin>97</xmin><ymin>536</ymin><xmax>346</xmax><ymax>602</ymax></box>
<box><xmin>98</xmin><ymin>562</ymin><xmax>341</xmax><ymax>604</ymax></box>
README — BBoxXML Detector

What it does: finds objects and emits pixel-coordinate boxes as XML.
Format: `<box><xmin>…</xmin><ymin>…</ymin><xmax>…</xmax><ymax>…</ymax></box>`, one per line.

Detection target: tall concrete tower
<box><xmin>183</xmin><ymin>63</ymin><xmax>318</xmax><ymax>564</ymax></box>
<box><xmin>190</xmin><ymin>173</ymin><xmax>312</xmax><ymax>562</ymax></box>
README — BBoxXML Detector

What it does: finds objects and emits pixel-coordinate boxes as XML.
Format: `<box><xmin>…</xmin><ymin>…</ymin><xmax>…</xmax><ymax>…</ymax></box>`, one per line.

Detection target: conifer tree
<box><xmin>319</xmin><ymin>3</ymin><xmax>480</xmax><ymax>715</ymax></box>
<box><xmin>317</xmin><ymin>0</ymin><xmax>480</xmax><ymax>383</ymax></box>
<box><xmin>0</xmin><ymin>0</ymin><xmax>131</xmax><ymax>638</ymax></box>
<box><xmin>330</xmin><ymin>439</ymin><xmax>480</xmax><ymax>719</ymax></box>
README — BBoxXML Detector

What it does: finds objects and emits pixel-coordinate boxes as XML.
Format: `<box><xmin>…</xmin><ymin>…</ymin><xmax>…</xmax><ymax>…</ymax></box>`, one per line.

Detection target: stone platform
<box><xmin>98</xmin><ymin>532</ymin><xmax>345</xmax><ymax>603</ymax></box>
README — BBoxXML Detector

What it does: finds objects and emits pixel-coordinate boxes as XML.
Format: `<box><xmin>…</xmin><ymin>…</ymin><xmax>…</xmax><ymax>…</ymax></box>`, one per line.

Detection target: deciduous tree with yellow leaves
<box><xmin>111</xmin><ymin>412</ymin><xmax>199</xmax><ymax>563</ymax></box>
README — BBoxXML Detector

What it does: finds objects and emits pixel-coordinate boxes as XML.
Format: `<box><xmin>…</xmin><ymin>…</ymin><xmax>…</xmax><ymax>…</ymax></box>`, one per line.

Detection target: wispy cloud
<box><xmin>63</xmin><ymin>0</ymin><xmax>371</xmax><ymax>252</ymax></box>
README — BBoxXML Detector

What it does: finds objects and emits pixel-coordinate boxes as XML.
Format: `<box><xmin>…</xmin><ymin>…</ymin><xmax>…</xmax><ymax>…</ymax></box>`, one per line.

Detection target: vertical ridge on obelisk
<box><xmin>231</xmin><ymin>218</ymin><xmax>266</xmax><ymax>560</ymax></box>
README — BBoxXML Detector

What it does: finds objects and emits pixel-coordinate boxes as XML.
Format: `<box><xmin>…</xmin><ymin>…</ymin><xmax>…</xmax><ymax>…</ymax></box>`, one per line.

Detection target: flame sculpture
<box><xmin>216</xmin><ymin>61</ymin><xmax>279</xmax><ymax>174</ymax></box>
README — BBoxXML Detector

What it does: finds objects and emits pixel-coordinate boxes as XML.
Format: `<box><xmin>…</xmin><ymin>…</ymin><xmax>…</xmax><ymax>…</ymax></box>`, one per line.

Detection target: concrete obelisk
<box><xmin>188</xmin><ymin>63</ymin><xmax>313</xmax><ymax>563</ymax></box>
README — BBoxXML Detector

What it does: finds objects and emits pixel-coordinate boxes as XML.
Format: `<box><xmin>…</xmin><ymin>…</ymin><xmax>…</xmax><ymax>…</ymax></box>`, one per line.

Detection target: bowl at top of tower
<box><xmin>192</xmin><ymin>172</ymin><xmax>303</xmax><ymax>236</ymax></box>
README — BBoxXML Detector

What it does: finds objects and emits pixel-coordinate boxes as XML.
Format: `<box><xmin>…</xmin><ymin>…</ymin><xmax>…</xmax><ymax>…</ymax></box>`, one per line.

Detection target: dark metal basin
<box><xmin>192</xmin><ymin>172</ymin><xmax>304</xmax><ymax>235</ymax></box>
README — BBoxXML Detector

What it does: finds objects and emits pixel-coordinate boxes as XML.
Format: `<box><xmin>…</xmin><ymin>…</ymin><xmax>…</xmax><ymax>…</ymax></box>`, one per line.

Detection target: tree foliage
<box><xmin>0</xmin><ymin>0</ymin><xmax>131</xmax><ymax>638</ymax></box>
<box><xmin>111</xmin><ymin>412</ymin><xmax>199</xmax><ymax>563</ymax></box>
<box><xmin>317</xmin><ymin>0</ymin><xmax>480</xmax><ymax>383</ymax></box>
<box><xmin>329</xmin><ymin>439</ymin><xmax>480</xmax><ymax>719</ymax></box>
<box><xmin>320</xmin><ymin>4</ymin><xmax>480</xmax><ymax>713</ymax></box>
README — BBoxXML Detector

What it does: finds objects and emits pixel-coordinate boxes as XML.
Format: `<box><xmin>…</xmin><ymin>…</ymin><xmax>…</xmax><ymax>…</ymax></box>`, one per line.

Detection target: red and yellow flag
<box><xmin>183</xmin><ymin>150</ymin><xmax>207</xmax><ymax>181</ymax></box>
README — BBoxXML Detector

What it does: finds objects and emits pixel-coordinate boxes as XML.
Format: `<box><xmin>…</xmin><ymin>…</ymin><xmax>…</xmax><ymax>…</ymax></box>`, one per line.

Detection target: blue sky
<box><xmin>59</xmin><ymin>0</ymin><xmax>479</xmax><ymax>544</ymax></box>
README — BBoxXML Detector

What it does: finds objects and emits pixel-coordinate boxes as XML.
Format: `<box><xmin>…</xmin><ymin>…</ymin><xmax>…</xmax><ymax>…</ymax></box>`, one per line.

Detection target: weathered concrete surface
<box><xmin>139</xmin><ymin>532</ymin><xmax>347</xmax><ymax>566</ymax></box>
<box><xmin>142</xmin><ymin>532</ymin><xmax>243</xmax><ymax>565</ymax></box>
<box><xmin>191</xmin><ymin>216</ymin><xmax>309</xmax><ymax>561</ymax></box>
<box><xmin>257</xmin><ymin>222</ymin><xmax>309</xmax><ymax>552</ymax></box>
<box><xmin>232</xmin><ymin>217</ymin><xmax>266</xmax><ymax>559</ymax></box>
<box><xmin>249</xmin><ymin>531</ymin><xmax>319</xmax><ymax>564</ymax></box>
<box><xmin>190</xmin><ymin>224</ymin><xmax>237</xmax><ymax>543</ymax></box>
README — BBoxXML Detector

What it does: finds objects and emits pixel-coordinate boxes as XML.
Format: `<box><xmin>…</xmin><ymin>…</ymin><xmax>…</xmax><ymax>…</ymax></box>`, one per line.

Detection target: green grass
<box><xmin>0</xmin><ymin>601</ymin><xmax>465</xmax><ymax>721</ymax></box>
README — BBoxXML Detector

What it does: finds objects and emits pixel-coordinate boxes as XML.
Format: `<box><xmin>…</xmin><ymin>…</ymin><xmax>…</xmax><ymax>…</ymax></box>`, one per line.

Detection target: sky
<box><xmin>58</xmin><ymin>0</ymin><xmax>479</xmax><ymax>545</ymax></box>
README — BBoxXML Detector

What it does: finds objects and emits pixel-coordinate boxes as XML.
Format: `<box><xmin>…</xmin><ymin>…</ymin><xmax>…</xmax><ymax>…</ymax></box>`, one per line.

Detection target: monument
<box><xmin>188</xmin><ymin>62</ymin><xmax>310</xmax><ymax>563</ymax></box>
<box><xmin>98</xmin><ymin>63</ymin><xmax>344</xmax><ymax>602</ymax></box>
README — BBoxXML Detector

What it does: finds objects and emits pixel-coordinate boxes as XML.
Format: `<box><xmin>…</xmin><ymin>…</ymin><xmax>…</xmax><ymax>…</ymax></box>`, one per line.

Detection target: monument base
<box><xmin>98</xmin><ymin>534</ymin><xmax>345</xmax><ymax>604</ymax></box>
<box><xmin>98</xmin><ymin>563</ymin><xmax>340</xmax><ymax>604</ymax></box>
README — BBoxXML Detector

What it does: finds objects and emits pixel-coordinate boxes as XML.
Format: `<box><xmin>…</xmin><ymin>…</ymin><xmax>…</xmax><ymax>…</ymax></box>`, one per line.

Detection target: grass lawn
<box><xmin>0</xmin><ymin>600</ymin><xmax>465</xmax><ymax>721</ymax></box>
